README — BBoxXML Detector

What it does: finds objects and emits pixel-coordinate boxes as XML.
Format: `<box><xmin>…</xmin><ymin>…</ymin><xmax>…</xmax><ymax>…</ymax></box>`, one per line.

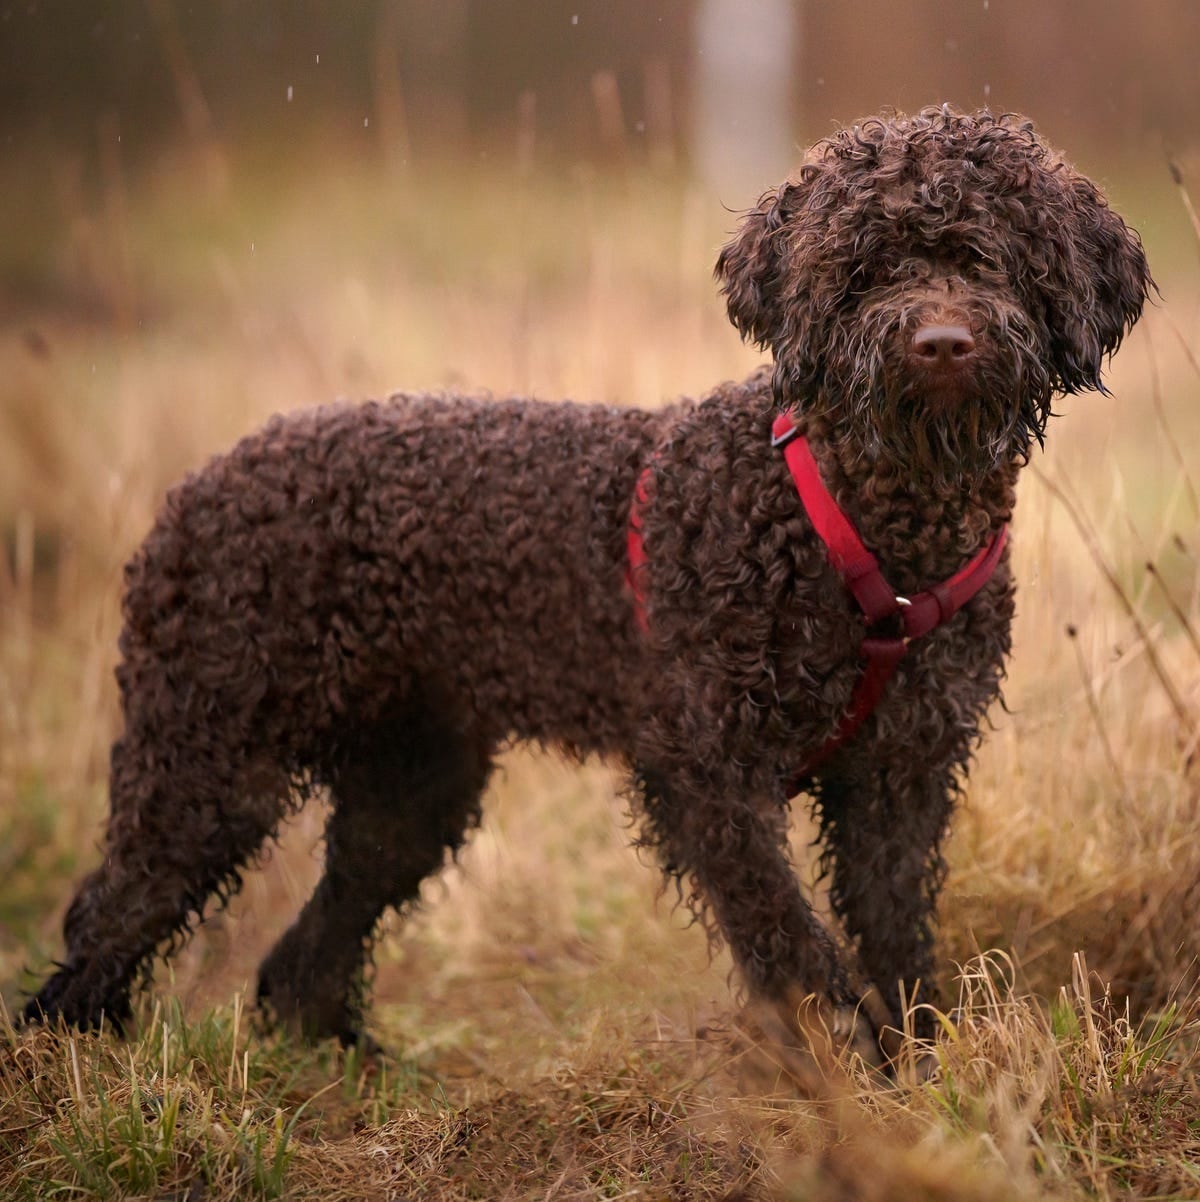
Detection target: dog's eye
<box><xmin>956</xmin><ymin>245</ymin><xmax>1006</xmax><ymax>280</ymax></box>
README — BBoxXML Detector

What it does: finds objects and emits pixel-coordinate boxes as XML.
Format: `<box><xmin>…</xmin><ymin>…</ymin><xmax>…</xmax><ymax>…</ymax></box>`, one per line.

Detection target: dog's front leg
<box><xmin>814</xmin><ymin>755</ymin><xmax>959</xmax><ymax>1045</ymax></box>
<box><xmin>635</xmin><ymin>765</ymin><xmax>880</xmax><ymax>1070</ymax></box>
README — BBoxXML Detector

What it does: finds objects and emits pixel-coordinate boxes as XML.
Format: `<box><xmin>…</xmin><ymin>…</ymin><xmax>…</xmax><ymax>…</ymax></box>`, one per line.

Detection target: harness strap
<box><xmin>625</xmin><ymin>414</ymin><xmax>1008</xmax><ymax>783</ymax></box>
<box><xmin>771</xmin><ymin>411</ymin><xmax>1007</xmax><ymax>775</ymax></box>
<box><xmin>626</xmin><ymin>467</ymin><xmax>653</xmax><ymax>634</ymax></box>
<box><xmin>771</xmin><ymin>424</ymin><xmax>897</xmax><ymax>623</ymax></box>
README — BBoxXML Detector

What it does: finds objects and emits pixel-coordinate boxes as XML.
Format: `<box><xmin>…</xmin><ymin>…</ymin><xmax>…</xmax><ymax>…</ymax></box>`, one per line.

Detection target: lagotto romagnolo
<box><xmin>26</xmin><ymin>108</ymin><xmax>1151</xmax><ymax>1067</ymax></box>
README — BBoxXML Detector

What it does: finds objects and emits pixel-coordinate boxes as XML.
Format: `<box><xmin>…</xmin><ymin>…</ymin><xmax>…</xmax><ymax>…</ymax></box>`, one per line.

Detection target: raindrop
<box><xmin>287</xmin><ymin>85</ymin><xmax>294</xmax><ymax>102</ymax></box>
<box><xmin>315</xmin><ymin>53</ymin><xmax>320</xmax><ymax>64</ymax></box>
<box><xmin>363</xmin><ymin>117</ymin><xmax>370</xmax><ymax>127</ymax></box>
<box><xmin>571</xmin><ymin>13</ymin><xmax>578</xmax><ymax>24</ymax></box>
<box><xmin>984</xmin><ymin>83</ymin><xmax>991</xmax><ymax>99</ymax></box>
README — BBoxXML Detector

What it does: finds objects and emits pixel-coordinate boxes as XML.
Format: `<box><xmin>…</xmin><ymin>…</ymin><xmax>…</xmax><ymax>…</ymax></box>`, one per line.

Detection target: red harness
<box><xmin>626</xmin><ymin>411</ymin><xmax>1008</xmax><ymax>774</ymax></box>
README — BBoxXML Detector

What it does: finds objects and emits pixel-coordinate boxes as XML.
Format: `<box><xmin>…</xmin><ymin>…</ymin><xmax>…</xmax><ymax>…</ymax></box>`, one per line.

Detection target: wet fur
<box><xmin>25</xmin><ymin>108</ymin><xmax>1150</xmax><ymax>1053</ymax></box>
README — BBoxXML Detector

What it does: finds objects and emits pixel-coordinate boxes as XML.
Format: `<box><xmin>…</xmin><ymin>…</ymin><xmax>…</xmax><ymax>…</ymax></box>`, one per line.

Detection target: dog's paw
<box><xmin>19</xmin><ymin>968</ymin><xmax>131</xmax><ymax>1037</ymax></box>
<box><xmin>256</xmin><ymin>974</ymin><xmax>365</xmax><ymax>1049</ymax></box>
<box><xmin>782</xmin><ymin>987</ymin><xmax>888</xmax><ymax>1070</ymax></box>
<box><xmin>720</xmin><ymin>988</ymin><xmax>889</xmax><ymax>1095</ymax></box>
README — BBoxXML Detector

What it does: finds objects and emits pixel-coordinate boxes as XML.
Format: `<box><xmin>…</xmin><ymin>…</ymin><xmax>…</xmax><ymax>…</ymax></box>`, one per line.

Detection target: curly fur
<box><xmin>25</xmin><ymin>108</ymin><xmax>1151</xmax><ymax>1055</ymax></box>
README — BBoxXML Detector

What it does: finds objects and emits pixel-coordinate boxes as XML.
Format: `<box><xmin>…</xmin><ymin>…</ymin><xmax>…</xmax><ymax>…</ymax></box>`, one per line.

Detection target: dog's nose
<box><xmin>912</xmin><ymin>324</ymin><xmax>976</xmax><ymax>368</ymax></box>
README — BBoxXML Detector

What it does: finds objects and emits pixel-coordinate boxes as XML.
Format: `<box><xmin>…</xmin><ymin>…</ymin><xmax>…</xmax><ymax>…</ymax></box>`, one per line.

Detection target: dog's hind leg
<box><xmin>256</xmin><ymin>708</ymin><xmax>491</xmax><ymax>1045</ymax></box>
<box><xmin>23</xmin><ymin>723</ymin><xmax>291</xmax><ymax>1033</ymax></box>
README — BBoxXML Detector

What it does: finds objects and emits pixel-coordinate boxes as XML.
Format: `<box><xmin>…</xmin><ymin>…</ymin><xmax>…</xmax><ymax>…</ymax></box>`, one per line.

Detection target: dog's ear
<box><xmin>1033</xmin><ymin>177</ymin><xmax>1153</xmax><ymax>394</ymax></box>
<box><xmin>714</xmin><ymin>180</ymin><xmax>808</xmax><ymax>349</ymax></box>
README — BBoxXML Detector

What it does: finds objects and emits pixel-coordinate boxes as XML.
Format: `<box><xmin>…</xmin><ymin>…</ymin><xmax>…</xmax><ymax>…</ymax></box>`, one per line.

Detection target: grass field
<box><xmin>3</xmin><ymin>136</ymin><xmax>1200</xmax><ymax>1199</ymax></box>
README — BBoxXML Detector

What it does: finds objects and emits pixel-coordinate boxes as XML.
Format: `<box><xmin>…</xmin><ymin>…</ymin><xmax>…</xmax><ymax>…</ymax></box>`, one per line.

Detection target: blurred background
<box><xmin>3</xmin><ymin>0</ymin><xmax>1198</xmax><ymax>522</ymax></box>
<box><xmin>3</xmin><ymin>0</ymin><xmax>1200</xmax><ymax>1051</ymax></box>
<box><xmin>4</xmin><ymin>0</ymin><xmax>1199</xmax><ymax>187</ymax></box>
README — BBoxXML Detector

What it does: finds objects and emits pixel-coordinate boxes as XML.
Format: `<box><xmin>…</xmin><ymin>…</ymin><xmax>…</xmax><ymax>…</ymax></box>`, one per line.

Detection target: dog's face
<box><xmin>715</xmin><ymin>107</ymin><xmax>1153</xmax><ymax>484</ymax></box>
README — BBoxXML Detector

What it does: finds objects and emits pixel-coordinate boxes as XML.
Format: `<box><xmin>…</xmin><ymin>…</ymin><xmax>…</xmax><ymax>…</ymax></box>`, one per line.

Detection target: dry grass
<box><xmin>2</xmin><ymin>134</ymin><xmax>1200</xmax><ymax>1199</ymax></box>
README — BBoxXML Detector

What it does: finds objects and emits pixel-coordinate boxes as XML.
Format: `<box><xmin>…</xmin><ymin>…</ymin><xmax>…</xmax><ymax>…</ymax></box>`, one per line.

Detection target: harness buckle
<box><xmin>770</xmin><ymin>423</ymin><xmax>803</xmax><ymax>450</ymax></box>
<box><xmin>865</xmin><ymin>599</ymin><xmax>912</xmax><ymax>645</ymax></box>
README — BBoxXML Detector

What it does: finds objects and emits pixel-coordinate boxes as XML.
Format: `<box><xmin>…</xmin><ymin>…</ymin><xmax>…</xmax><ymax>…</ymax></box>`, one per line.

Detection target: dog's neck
<box><xmin>795</xmin><ymin>411</ymin><xmax>1019</xmax><ymax>594</ymax></box>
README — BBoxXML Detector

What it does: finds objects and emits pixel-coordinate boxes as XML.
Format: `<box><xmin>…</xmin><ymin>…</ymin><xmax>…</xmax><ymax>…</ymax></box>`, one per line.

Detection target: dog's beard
<box><xmin>832</xmin><ymin>302</ymin><xmax>1053</xmax><ymax>490</ymax></box>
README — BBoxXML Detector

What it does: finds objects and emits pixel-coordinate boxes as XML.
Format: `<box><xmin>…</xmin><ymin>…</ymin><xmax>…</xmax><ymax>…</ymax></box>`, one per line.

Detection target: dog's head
<box><xmin>715</xmin><ymin>106</ymin><xmax>1153</xmax><ymax>483</ymax></box>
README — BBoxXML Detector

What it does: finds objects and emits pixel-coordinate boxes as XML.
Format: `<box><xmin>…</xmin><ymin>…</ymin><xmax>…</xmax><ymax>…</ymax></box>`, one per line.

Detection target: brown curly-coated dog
<box><xmin>25</xmin><ymin>108</ymin><xmax>1150</xmax><ymax>1062</ymax></box>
